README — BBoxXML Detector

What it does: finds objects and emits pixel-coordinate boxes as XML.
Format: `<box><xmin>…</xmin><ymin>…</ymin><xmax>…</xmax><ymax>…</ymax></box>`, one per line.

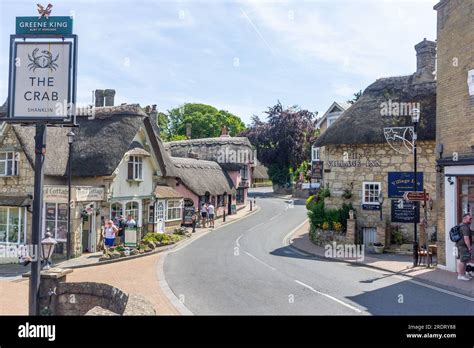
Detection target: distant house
<box><xmin>313</xmin><ymin>39</ymin><xmax>438</xmax><ymax>250</ymax></box>
<box><xmin>165</xmin><ymin>134</ymin><xmax>254</xmax><ymax>209</ymax></box>
<box><xmin>252</xmin><ymin>164</ymin><xmax>270</xmax><ymax>187</ymax></box>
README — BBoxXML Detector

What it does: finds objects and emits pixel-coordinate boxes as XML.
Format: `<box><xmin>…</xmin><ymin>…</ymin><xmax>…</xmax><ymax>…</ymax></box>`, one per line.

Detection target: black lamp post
<box><xmin>66</xmin><ymin>130</ymin><xmax>75</xmax><ymax>260</ymax></box>
<box><xmin>378</xmin><ymin>191</ymin><xmax>384</xmax><ymax>221</ymax></box>
<box><xmin>412</xmin><ymin>108</ymin><xmax>420</xmax><ymax>267</ymax></box>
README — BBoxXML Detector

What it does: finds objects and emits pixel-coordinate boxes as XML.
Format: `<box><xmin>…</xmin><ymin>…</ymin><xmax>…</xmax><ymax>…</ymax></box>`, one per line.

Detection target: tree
<box><xmin>167</xmin><ymin>103</ymin><xmax>246</xmax><ymax>139</ymax></box>
<box><xmin>239</xmin><ymin>102</ymin><xmax>318</xmax><ymax>186</ymax></box>
<box><xmin>347</xmin><ymin>90</ymin><xmax>362</xmax><ymax>105</ymax></box>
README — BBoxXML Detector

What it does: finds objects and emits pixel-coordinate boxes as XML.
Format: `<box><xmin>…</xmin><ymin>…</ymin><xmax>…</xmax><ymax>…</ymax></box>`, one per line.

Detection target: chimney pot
<box><xmin>104</xmin><ymin>89</ymin><xmax>116</xmax><ymax>107</ymax></box>
<box><xmin>414</xmin><ymin>39</ymin><xmax>436</xmax><ymax>75</ymax></box>
<box><xmin>94</xmin><ymin>89</ymin><xmax>105</xmax><ymax>107</ymax></box>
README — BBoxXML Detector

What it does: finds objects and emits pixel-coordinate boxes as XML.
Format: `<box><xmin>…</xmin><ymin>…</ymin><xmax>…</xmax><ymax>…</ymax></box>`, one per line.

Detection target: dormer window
<box><xmin>128</xmin><ymin>155</ymin><xmax>143</xmax><ymax>180</ymax></box>
<box><xmin>0</xmin><ymin>152</ymin><xmax>19</xmax><ymax>177</ymax></box>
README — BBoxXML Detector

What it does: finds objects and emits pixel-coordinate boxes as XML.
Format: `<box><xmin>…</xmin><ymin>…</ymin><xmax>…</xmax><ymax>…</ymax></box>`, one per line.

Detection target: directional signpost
<box><xmin>3</xmin><ymin>4</ymin><xmax>78</xmax><ymax>316</ymax></box>
<box><xmin>403</xmin><ymin>191</ymin><xmax>430</xmax><ymax>202</ymax></box>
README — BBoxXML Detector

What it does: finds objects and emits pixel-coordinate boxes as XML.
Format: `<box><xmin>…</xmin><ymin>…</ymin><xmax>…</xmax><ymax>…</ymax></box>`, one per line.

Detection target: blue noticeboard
<box><xmin>388</xmin><ymin>172</ymin><xmax>423</xmax><ymax>198</ymax></box>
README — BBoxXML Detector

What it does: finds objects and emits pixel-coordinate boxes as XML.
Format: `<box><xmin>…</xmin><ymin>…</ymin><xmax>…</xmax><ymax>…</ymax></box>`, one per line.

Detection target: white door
<box><xmin>156</xmin><ymin>200</ymin><xmax>165</xmax><ymax>233</ymax></box>
<box><xmin>363</xmin><ymin>227</ymin><xmax>377</xmax><ymax>247</ymax></box>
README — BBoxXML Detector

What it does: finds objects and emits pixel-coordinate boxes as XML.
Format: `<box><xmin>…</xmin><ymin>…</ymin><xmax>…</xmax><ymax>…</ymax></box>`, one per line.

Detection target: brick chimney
<box><xmin>413</xmin><ymin>38</ymin><xmax>436</xmax><ymax>84</ymax></box>
<box><xmin>104</xmin><ymin>89</ymin><xmax>116</xmax><ymax>106</ymax></box>
<box><xmin>94</xmin><ymin>89</ymin><xmax>104</xmax><ymax>107</ymax></box>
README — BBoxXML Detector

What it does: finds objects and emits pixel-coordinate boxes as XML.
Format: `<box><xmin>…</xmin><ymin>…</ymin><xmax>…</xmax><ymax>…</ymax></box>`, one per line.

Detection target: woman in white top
<box><xmin>104</xmin><ymin>220</ymin><xmax>118</xmax><ymax>249</ymax></box>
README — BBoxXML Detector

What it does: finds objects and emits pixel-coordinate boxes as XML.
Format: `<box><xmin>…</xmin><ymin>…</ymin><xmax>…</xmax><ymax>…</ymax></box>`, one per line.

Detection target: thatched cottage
<box><xmin>0</xmin><ymin>100</ymin><xmax>236</xmax><ymax>259</ymax></box>
<box><xmin>313</xmin><ymin>39</ymin><xmax>438</xmax><ymax>250</ymax></box>
<box><xmin>165</xmin><ymin>135</ymin><xmax>254</xmax><ymax>211</ymax></box>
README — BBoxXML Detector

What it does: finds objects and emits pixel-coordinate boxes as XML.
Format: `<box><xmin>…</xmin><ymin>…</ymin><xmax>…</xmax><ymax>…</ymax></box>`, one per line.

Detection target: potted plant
<box><xmin>342</xmin><ymin>188</ymin><xmax>353</xmax><ymax>200</ymax></box>
<box><xmin>373</xmin><ymin>242</ymin><xmax>384</xmax><ymax>254</ymax></box>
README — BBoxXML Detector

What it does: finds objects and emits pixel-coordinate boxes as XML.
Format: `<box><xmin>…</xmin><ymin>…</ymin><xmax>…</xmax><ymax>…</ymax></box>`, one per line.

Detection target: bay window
<box><xmin>0</xmin><ymin>207</ymin><xmax>26</xmax><ymax>244</ymax></box>
<box><xmin>167</xmin><ymin>199</ymin><xmax>182</xmax><ymax>221</ymax></box>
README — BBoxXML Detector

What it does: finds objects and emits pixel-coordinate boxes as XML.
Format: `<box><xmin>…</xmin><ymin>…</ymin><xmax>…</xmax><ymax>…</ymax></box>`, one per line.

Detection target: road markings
<box><xmin>282</xmin><ymin>219</ymin><xmax>309</xmax><ymax>246</ymax></box>
<box><xmin>236</xmin><ymin>235</ymin><xmax>243</xmax><ymax>247</ymax></box>
<box><xmin>294</xmin><ymin>280</ymin><xmax>363</xmax><ymax>314</ymax></box>
<box><xmin>359</xmin><ymin>266</ymin><xmax>474</xmax><ymax>302</ymax></box>
<box><xmin>270</xmin><ymin>213</ymin><xmax>282</xmax><ymax>221</ymax></box>
<box><xmin>245</xmin><ymin>252</ymin><xmax>277</xmax><ymax>271</ymax></box>
<box><xmin>248</xmin><ymin>223</ymin><xmax>264</xmax><ymax>232</ymax></box>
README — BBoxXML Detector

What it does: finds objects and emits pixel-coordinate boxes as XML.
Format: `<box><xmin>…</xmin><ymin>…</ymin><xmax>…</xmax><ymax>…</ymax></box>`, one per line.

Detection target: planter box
<box><xmin>373</xmin><ymin>246</ymin><xmax>384</xmax><ymax>254</ymax></box>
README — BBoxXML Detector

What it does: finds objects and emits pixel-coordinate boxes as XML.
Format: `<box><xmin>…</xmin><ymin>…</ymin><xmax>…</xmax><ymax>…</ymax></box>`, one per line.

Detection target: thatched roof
<box><xmin>252</xmin><ymin>164</ymin><xmax>269</xmax><ymax>179</ymax></box>
<box><xmin>170</xmin><ymin>157</ymin><xmax>234</xmax><ymax>196</ymax></box>
<box><xmin>154</xmin><ymin>185</ymin><xmax>183</xmax><ymax>199</ymax></box>
<box><xmin>165</xmin><ymin>137</ymin><xmax>253</xmax><ymax>170</ymax></box>
<box><xmin>314</xmin><ymin>75</ymin><xmax>436</xmax><ymax>147</ymax></box>
<box><xmin>12</xmin><ymin>105</ymin><xmax>165</xmax><ymax>177</ymax></box>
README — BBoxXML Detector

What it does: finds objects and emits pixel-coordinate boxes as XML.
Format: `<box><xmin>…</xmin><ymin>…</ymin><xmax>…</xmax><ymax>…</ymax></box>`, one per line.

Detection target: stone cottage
<box><xmin>434</xmin><ymin>0</ymin><xmax>474</xmax><ymax>272</ymax></box>
<box><xmin>313</xmin><ymin>39</ymin><xmax>438</xmax><ymax>250</ymax></box>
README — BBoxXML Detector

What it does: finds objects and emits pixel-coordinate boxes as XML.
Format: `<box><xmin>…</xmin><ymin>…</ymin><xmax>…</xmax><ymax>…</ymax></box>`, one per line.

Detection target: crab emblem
<box><xmin>27</xmin><ymin>48</ymin><xmax>59</xmax><ymax>72</ymax></box>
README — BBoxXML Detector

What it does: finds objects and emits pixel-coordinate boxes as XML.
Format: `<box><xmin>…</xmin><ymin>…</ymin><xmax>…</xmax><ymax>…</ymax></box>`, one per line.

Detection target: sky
<box><xmin>0</xmin><ymin>0</ymin><xmax>438</xmax><ymax>125</ymax></box>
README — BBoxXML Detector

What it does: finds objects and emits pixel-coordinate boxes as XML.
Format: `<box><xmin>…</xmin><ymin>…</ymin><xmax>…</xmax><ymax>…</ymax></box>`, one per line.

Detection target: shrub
<box><xmin>333</xmin><ymin>222</ymin><xmax>343</xmax><ymax>231</ymax></box>
<box><xmin>173</xmin><ymin>227</ymin><xmax>188</xmax><ymax>236</ymax></box>
<box><xmin>319</xmin><ymin>187</ymin><xmax>331</xmax><ymax>199</ymax></box>
<box><xmin>322</xmin><ymin>221</ymin><xmax>330</xmax><ymax>230</ymax></box>
<box><xmin>308</xmin><ymin>201</ymin><xmax>325</xmax><ymax>228</ymax></box>
<box><xmin>306</xmin><ymin>194</ymin><xmax>319</xmax><ymax>210</ymax></box>
<box><xmin>325</xmin><ymin>209</ymin><xmax>340</xmax><ymax>224</ymax></box>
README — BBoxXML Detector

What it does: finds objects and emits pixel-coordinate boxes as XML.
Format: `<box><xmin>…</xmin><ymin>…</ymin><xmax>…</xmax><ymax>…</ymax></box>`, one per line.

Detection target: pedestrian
<box><xmin>117</xmin><ymin>215</ymin><xmax>126</xmax><ymax>244</ymax></box>
<box><xmin>125</xmin><ymin>214</ymin><xmax>137</xmax><ymax>228</ymax></box>
<box><xmin>200</xmin><ymin>203</ymin><xmax>208</xmax><ymax>228</ymax></box>
<box><xmin>456</xmin><ymin>213</ymin><xmax>473</xmax><ymax>281</ymax></box>
<box><xmin>191</xmin><ymin>210</ymin><xmax>197</xmax><ymax>233</ymax></box>
<box><xmin>208</xmin><ymin>202</ymin><xmax>215</xmax><ymax>228</ymax></box>
<box><xmin>103</xmin><ymin>220</ymin><xmax>118</xmax><ymax>250</ymax></box>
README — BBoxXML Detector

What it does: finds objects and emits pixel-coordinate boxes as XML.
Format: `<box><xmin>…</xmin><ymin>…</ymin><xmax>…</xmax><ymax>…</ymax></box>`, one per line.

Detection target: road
<box><xmin>163</xmin><ymin>188</ymin><xmax>473</xmax><ymax>315</ymax></box>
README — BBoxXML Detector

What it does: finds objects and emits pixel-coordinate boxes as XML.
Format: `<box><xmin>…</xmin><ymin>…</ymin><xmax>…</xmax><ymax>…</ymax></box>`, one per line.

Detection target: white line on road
<box><xmin>294</xmin><ymin>280</ymin><xmax>363</xmax><ymax>314</ymax></box>
<box><xmin>282</xmin><ymin>219</ymin><xmax>309</xmax><ymax>246</ymax></box>
<box><xmin>248</xmin><ymin>223</ymin><xmax>264</xmax><ymax>232</ymax></box>
<box><xmin>245</xmin><ymin>252</ymin><xmax>277</xmax><ymax>271</ymax></box>
<box><xmin>236</xmin><ymin>235</ymin><xmax>243</xmax><ymax>247</ymax></box>
<box><xmin>270</xmin><ymin>213</ymin><xmax>282</xmax><ymax>221</ymax></box>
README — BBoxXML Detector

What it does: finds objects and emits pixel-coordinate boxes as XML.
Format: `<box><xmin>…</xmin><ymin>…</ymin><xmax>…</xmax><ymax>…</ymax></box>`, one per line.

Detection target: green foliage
<box><xmin>306</xmin><ymin>194</ymin><xmax>319</xmax><ymax>210</ymax></box>
<box><xmin>167</xmin><ymin>103</ymin><xmax>246</xmax><ymax>139</ymax></box>
<box><xmin>268</xmin><ymin>163</ymin><xmax>290</xmax><ymax>186</ymax></box>
<box><xmin>142</xmin><ymin>232</ymin><xmax>182</xmax><ymax>245</ymax></box>
<box><xmin>390</xmin><ymin>225</ymin><xmax>405</xmax><ymax>245</ymax></box>
<box><xmin>307</xmin><ymin>201</ymin><xmax>325</xmax><ymax>229</ymax></box>
<box><xmin>319</xmin><ymin>187</ymin><xmax>331</xmax><ymax>199</ymax></box>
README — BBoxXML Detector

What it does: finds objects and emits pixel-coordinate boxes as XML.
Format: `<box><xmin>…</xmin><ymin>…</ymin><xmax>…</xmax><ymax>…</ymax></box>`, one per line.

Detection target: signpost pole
<box><xmin>413</xmin><ymin>126</ymin><xmax>419</xmax><ymax>267</ymax></box>
<box><xmin>29</xmin><ymin>122</ymin><xmax>47</xmax><ymax>316</ymax></box>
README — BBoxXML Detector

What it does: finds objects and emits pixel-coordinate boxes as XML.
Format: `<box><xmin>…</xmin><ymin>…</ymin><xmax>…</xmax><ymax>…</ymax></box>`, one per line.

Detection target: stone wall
<box><xmin>435</xmin><ymin>0</ymin><xmax>474</xmax><ymax>267</ymax></box>
<box><xmin>37</xmin><ymin>268</ymin><xmax>155</xmax><ymax>315</ymax></box>
<box><xmin>320</xmin><ymin>141</ymin><xmax>437</xmax><ymax>243</ymax></box>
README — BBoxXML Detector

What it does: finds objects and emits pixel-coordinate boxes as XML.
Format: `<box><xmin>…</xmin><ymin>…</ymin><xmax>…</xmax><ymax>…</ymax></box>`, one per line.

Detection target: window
<box><xmin>236</xmin><ymin>188</ymin><xmax>245</xmax><ymax>204</ymax></box>
<box><xmin>362</xmin><ymin>182</ymin><xmax>381</xmax><ymax>205</ymax></box>
<box><xmin>127</xmin><ymin>156</ymin><xmax>143</xmax><ymax>180</ymax></box>
<box><xmin>0</xmin><ymin>152</ymin><xmax>19</xmax><ymax>176</ymax></box>
<box><xmin>44</xmin><ymin>203</ymin><xmax>68</xmax><ymax>241</ymax></box>
<box><xmin>125</xmin><ymin>201</ymin><xmax>139</xmax><ymax>221</ymax></box>
<box><xmin>312</xmin><ymin>146</ymin><xmax>321</xmax><ymax>161</ymax></box>
<box><xmin>167</xmin><ymin>199</ymin><xmax>182</xmax><ymax>221</ymax></box>
<box><xmin>0</xmin><ymin>207</ymin><xmax>25</xmax><ymax>244</ymax></box>
<box><xmin>148</xmin><ymin>204</ymin><xmax>155</xmax><ymax>223</ymax></box>
<box><xmin>110</xmin><ymin>202</ymin><xmax>123</xmax><ymax>221</ymax></box>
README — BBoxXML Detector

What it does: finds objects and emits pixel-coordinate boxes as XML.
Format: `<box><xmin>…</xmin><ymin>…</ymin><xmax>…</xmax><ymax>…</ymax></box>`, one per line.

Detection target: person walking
<box><xmin>103</xmin><ymin>220</ymin><xmax>118</xmax><ymax>250</ymax></box>
<box><xmin>456</xmin><ymin>213</ymin><xmax>473</xmax><ymax>281</ymax></box>
<box><xmin>200</xmin><ymin>203</ymin><xmax>208</xmax><ymax>228</ymax></box>
<box><xmin>191</xmin><ymin>210</ymin><xmax>197</xmax><ymax>233</ymax></box>
<box><xmin>208</xmin><ymin>202</ymin><xmax>215</xmax><ymax>228</ymax></box>
<box><xmin>116</xmin><ymin>215</ymin><xmax>126</xmax><ymax>245</ymax></box>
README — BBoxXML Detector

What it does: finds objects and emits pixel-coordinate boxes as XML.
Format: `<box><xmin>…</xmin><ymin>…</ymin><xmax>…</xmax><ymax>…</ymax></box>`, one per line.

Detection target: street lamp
<box><xmin>41</xmin><ymin>230</ymin><xmax>57</xmax><ymax>270</ymax></box>
<box><xmin>378</xmin><ymin>191</ymin><xmax>384</xmax><ymax>221</ymax></box>
<box><xmin>412</xmin><ymin>108</ymin><xmax>420</xmax><ymax>267</ymax></box>
<box><xmin>66</xmin><ymin>130</ymin><xmax>75</xmax><ymax>260</ymax></box>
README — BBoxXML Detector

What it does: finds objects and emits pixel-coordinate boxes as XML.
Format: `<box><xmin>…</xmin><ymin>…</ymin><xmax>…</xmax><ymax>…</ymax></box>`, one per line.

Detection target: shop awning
<box><xmin>154</xmin><ymin>185</ymin><xmax>183</xmax><ymax>199</ymax></box>
<box><xmin>0</xmin><ymin>195</ymin><xmax>32</xmax><ymax>207</ymax></box>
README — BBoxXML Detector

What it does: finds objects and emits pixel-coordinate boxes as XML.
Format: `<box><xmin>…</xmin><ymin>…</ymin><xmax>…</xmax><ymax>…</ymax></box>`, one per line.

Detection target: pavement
<box><xmin>289</xmin><ymin>220</ymin><xmax>474</xmax><ymax>298</ymax></box>
<box><xmin>163</xmin><ymin>187</ymin><xmax>473</xmax><ymax>315</ymax></box>
<box><xmin>0</xmin><ymin>203</ymin><xmax>258</xmax><ymax>315</ymax></box>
